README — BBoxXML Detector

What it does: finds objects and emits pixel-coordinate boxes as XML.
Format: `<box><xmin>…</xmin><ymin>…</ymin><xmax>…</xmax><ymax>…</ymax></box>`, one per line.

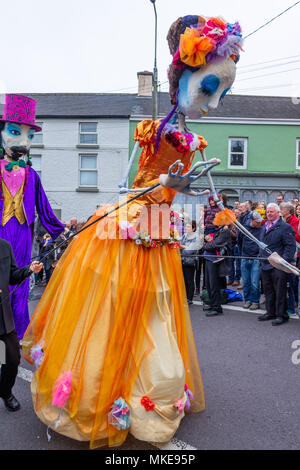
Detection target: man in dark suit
<box><xmin>258</xmin><ymin>203</ymin><xmax>296</xmax><ymax>326</ymax></box>
<box><xmin>0</xmin><ymin>238</ymin><xmax>42</xmax><ymax>411</ymax></box>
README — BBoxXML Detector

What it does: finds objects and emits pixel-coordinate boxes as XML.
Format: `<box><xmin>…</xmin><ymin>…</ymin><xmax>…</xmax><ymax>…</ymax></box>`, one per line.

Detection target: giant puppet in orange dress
<box><xmin>23</xmin><ymin>14</ymin><xmax>243</xmax><ymax>448</ymax></box>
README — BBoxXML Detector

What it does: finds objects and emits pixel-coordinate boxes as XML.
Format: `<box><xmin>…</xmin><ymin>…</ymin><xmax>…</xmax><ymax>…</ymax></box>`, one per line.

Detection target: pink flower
<box><xmin>174</xmin><ymin>398</ymin><xmax>184</xmax><ymax>414</ymax></box>
<box><xmin>52</xmin><ymin>371</ymin><xmax>72</xmax><ymax>408</ymax></box>
<box><xmin>127</xmin><ymin>227</ymin><xmax>137</xmax><ymax>239</ymax></box>
<box><xmin>121</xmin><ymin>229</ymin><xmax>130</xmax><ymax>239</ymax></box>
<box><xmin>202</xmin><ymin>18</ymin><xmax>228</xmax><ymax>42</ymax></box>
<box><xmin>150</xmin><ymin>240</ymin><xmax>157</xmax><ymax>248</ymax></box>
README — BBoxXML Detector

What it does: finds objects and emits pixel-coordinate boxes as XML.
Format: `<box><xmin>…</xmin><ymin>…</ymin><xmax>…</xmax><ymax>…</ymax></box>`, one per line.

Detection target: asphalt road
<box><xmin>1</xmin><ymin>291</ymin><xmax>300</xmax><ymax>451</ymax></box>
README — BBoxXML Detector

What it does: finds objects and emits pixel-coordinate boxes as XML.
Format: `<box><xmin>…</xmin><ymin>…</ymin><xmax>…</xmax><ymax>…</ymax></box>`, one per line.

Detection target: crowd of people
<box><xmin>31</xmin><ymin>217</ymin><xmax>88</xmax><ymax>286</ymax></box>
<box><xmin>177</xmin><ymin>193</ymin><xmax>300</xmax><ymax>325</ymax></box>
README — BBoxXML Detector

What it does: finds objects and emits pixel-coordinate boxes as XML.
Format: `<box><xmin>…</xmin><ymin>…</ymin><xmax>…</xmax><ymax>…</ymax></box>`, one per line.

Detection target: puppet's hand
<box><xmin>268</xmin><ymin>252</ymin><xmax>300</xmax><ymax>276</ymax></box>
<box><xmin>159</xmin><ymin>159</ymin><xmax>220</xmax><ymax>196</ymax></box>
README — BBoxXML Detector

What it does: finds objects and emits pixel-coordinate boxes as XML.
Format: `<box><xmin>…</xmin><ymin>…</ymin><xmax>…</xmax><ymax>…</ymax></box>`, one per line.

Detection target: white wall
<box><xmin>31</xmin><ymin>118</ymin><xmax>130</xmax><ymax>221</ymax></box>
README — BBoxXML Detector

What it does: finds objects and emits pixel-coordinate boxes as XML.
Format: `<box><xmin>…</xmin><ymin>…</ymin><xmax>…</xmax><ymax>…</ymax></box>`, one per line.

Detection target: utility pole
<box><xmin>149</xmin><ymin>0</ymin><xmax>158</xmax><ymax>120</ymax></box>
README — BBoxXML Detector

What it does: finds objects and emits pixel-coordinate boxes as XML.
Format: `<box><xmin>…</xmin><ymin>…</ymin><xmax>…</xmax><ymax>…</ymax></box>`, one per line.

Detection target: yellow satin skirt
<box><xmin>23</xmin><ymin>213</ymin><xmax>205</xmax><ymax>448</ymax></box>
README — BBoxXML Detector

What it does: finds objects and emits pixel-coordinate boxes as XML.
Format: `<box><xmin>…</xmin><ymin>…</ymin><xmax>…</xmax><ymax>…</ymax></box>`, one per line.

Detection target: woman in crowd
<box><xmin>295</xmin><ymin>203</ymin><xmax>300</xmax><ymax>221</ymax></box>
<box><xmin>180</xmin><ymin>221</ymin><xmax>203</xmax><ymax>305</ymax></box>
<box><xmin>204</xmin><ymin>195</ymin><xmax>220</xmax><ymax>235</ymax></box>
<box><xmin>256</xmin><ymin>201</ymin><xmax>267</xmax><ymax>224</ymax></box>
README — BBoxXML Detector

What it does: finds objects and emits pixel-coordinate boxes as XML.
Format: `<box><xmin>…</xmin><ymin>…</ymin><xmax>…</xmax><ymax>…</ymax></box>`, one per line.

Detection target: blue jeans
<box><xmin>241</xmin><ymin>259</ymin><xmax>261</xmax><ymax>304</ymax></box>
<box><xmin>287</xmin><ymin>273</ymin><xmax>297</xmax><ymax>314</ymax></box>
<box><xmin>229</xmin><ymin>245</ymin><xmax>241</xmax><ymax>282</ymax></box>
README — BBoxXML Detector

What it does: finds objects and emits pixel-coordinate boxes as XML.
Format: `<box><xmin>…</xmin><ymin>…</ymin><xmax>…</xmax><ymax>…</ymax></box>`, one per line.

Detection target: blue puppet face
<box><xmin>178</xmin><ymin>58</ymin><xmax>236</xmax><ymax>119</ymax></box>
<box><xmin>1</xmin><ymin>122</ymin><xmax>35</xmax><ymax>160</ymax></box>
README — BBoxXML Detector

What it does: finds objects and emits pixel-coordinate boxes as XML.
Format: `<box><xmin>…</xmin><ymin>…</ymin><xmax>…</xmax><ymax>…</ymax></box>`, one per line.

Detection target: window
<box><xmin>228</xmin><ymin>138</ymin><xmax>248</xmax><ymax>169</ymax></box>
<box><xmin>242</xmin><ymin>190</ymin><xmax>254</xmax><ymax>202</ymax></box>
<box><xmin>297</xmin><ymin>139</ymin><xmax>300</xmax><ymax>169</ymax></box>
<box><xmin>79</xmin><ymin>154</ymin><xmax>98</xmax><ymax>186</ymax></box>
<box><xmin>33</xmin><ymin>123</ymin><xmax>43</xmax><ymax>145</ymax></box>
<box><xmin>31</xmin><ymin>155</ymin><xmax>42</xmax><ymax>179</ymax></box>
<box><xmin>79</xmin><ymin>122</ymin><xmax>98</xmax><ymax>145</ymax></box>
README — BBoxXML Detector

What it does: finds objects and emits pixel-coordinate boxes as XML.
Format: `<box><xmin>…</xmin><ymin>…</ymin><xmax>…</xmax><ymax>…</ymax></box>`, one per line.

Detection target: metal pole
<box><xmin>151</xmin><ymin>0</ymin><xmax>158</xmax><ymax>120</ymax></box>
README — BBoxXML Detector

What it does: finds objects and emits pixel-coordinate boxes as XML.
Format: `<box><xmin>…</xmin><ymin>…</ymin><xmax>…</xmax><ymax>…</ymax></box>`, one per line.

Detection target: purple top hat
<box><xmin>0</xmin><ymin>94</ymin><xmax>42</xmax><ymax>132</ymax></box>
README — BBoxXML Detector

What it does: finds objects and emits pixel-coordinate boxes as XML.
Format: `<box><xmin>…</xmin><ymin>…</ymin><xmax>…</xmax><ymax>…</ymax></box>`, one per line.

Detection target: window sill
<box><xmin>31</xmin><ymin>144</ymin><xmax>44</xmax><ymax>148</ymax></box>
<box><xmin>76</xmin><ymin>187</ymin><xmax>99</xmax><ymax>192</ymax></box>
<box><xmin>228</xmin><ymin>168</ymin><xmax>248</xmax><ymax>171</ymax></box>
<box><xmin>76</xmin><ymin>144</ymin><xmax>99</xmax><ymax>149</ymax></box>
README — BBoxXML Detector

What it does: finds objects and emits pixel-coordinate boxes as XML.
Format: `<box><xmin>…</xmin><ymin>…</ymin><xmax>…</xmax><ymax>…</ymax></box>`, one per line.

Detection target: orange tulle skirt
<box><xmin>23</xmin><ymin>212</ymin><xmax>205</xmax><ymax>448</ymax></box>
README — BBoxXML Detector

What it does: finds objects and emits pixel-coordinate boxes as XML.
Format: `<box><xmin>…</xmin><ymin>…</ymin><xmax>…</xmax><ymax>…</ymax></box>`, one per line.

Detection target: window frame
<box><xmin>296</xmin><ymin>138</ymin><xmax>300</xmax><ymax>170</ymax></box>
<box><xmin>31</xmin><ymin>154</ymin><xmax>42</xmax><ymax>180</ymax></box>
<box><xmin>228</xmin><ymin>137</ymin><xmax>248</xmax><ymax>170</ymax></box>
<box><xmin>32</xmin><ymin>122</ymin><xmax>43</xmax><ymax>146</ymax></box>
<box><xmin>78</xmin><ymin>153</ymin><xmax>98</xmax><ymax>188</ymax></box>
<box><xmin>79</xmin><ymin>122</ymin><xmax>98</xmax><ymax>146</ymax></box>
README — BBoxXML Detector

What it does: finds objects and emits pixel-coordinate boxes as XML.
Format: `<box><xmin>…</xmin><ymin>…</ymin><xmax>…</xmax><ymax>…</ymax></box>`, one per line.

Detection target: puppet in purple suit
<box><xmin>0</xmin><ymin>94</ymin><xmax>64</xmax><ymax>339</ymax></box>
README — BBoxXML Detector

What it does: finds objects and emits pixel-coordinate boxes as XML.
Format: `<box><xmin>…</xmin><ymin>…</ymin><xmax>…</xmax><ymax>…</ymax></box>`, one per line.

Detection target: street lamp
<box><xmin>149</xmin><ymin>0</ymin><xmax>158</xmax><ymax>120</ymax></box>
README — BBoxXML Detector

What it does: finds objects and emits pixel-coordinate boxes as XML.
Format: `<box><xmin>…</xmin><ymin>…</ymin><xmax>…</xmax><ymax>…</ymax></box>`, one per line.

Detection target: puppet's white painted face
<box><xmin>178</xmin><ymin>58</ymin><xmax>236</xmax><ymax>119</ymax></box>
<box><xmin>1</xmin><ymin>122</ymin><xmax>35</xmax><ymax>160</ymax></box>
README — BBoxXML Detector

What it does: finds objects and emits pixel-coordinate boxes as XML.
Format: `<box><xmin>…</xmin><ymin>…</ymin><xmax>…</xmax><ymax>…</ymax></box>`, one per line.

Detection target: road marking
<box><xmin>192</xmin><ymin>301</ymin><xmax>299</xmax><ymax>319</ymax></box>
<box><xmin>153</xmin><ymin>438</ymin><xmax>197</xmax><ymax>450</ymax></box>
<box><xmin>17</xmin><ymin>367</ymin><xmax>197</xmax><ymax>450</ymax></box>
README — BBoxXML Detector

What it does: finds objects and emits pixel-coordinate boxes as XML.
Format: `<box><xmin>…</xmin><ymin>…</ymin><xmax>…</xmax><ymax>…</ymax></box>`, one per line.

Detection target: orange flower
<box><xmin>179</xmin><ymin>27</ymin><xmax>215</xmax><ymax>67</ymax></box>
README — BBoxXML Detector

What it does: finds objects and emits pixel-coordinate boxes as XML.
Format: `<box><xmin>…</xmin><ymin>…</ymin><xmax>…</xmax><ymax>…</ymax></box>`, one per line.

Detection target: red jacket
<box><xmin>286</xmin><ymin>215</ymin><xmax>300</xmax><ymax>257</ymax></box>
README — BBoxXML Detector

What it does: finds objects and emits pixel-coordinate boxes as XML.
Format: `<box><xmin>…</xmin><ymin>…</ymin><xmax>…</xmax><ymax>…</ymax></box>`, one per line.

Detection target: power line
<box><xmin>238</xmin><ymin>59</ymin><xmax>300</xmax><ymax>76</ymax></box>
<box><xmin>235</xmin><ymin>66</ymin><xmax>300</xmax><ymax>83</ymax></box>
<box><xmin>238</xmin><ymin>54</ymin><xmax>300</xmax><ymax>69</ymax></box>
<box><xmin>245</xmin><ymin>1</ymin><xmax>300</xmax><ymax>39</ymax></box>
<box><xmin>232</xmin><ymin>82</ymin><xmax>300</xmax><ymax>92</ymax></box>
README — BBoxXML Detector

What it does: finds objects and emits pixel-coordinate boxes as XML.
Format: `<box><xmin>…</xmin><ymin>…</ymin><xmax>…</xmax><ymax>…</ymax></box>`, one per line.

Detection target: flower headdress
<box><xmin>167</xmin><ymin>15</ymin><xmax>243</xmax><ymax>102</ymax></box>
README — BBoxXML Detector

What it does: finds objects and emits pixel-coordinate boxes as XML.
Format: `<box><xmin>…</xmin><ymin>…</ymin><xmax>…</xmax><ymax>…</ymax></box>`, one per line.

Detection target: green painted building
<box><xmin>128</xmin><ymin>93</ymin><xmax>300</xmax><ymax>207</ymax></box>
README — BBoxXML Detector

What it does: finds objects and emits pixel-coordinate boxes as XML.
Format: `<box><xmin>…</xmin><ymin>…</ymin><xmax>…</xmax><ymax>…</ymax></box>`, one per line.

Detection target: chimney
<box><xmin>137</xmin><ymin>71</ymin><xmax>153</xmax><ymax>97</ymax></box>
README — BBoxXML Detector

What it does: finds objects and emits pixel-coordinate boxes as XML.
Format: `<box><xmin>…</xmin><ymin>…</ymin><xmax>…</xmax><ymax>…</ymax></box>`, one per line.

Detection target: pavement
<box><xmin>1</xmin><ymin>287</ymin><xmax>300</xmax><ymax>450</ymax></box>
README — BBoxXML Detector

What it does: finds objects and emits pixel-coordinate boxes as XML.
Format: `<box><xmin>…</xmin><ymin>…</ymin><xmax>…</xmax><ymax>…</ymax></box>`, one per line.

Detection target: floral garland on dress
<box><xmin>119</xmin><ymin>221</ymin><xmax>180</xmax><ymax>249</ymax></box>
<box><xmin>163</xmin><ymin>123</ymin><xmax>201</xmax><ymax>154</ymax></box>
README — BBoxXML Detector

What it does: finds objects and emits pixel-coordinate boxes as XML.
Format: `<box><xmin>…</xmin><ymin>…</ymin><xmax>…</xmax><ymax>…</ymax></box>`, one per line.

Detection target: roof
<box><xmin>1</xmin><ymin>93</ymin><xmax>299</xmax><ymax>120</ymax></box>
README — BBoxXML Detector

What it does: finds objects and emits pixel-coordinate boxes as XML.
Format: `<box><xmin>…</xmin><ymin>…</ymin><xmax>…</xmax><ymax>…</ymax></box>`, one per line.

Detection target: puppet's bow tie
<box><xmin>5</xmin><ymin>160</ymin><xmax>26</xmax><ymax>171</ymax></box>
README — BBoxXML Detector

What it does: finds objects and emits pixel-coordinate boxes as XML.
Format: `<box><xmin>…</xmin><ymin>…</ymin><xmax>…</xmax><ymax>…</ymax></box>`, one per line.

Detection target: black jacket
<box><xmin>0</xmin><ymin>239</ymin><xmax>31</xmax><ymax>335</ymax></box>
<box><xmin>259</xmin><ymin>218</ymin><xmax>296</xmax><ymax>271</ymax></box>
<box><xmin>204</xmin><ymin>227</ymin><xmax>232</xmax><ymax>276</ymax></box>
<box><xmin>237</xmin><ymin>212</ymin><xmax>251</xmax><ymax>248</ymax></box>
<box><xmin>241</xmin><ymin>225</ymin><xmax>264</xmax><ymax>257</ymax></box>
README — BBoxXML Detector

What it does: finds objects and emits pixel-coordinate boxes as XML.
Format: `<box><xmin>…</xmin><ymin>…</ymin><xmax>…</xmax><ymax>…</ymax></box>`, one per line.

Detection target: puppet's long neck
<box><xmin>178</xmin><ymin>112</ymin><xmax>186</xmax><ymax>133</ymax></box>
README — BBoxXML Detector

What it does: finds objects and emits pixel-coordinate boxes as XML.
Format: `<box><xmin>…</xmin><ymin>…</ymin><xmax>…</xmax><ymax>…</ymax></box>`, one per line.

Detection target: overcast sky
<box><xmin>1</xmin><ymin>0</ymin><xmax>299</xmax><ymax>98</ymax></box>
